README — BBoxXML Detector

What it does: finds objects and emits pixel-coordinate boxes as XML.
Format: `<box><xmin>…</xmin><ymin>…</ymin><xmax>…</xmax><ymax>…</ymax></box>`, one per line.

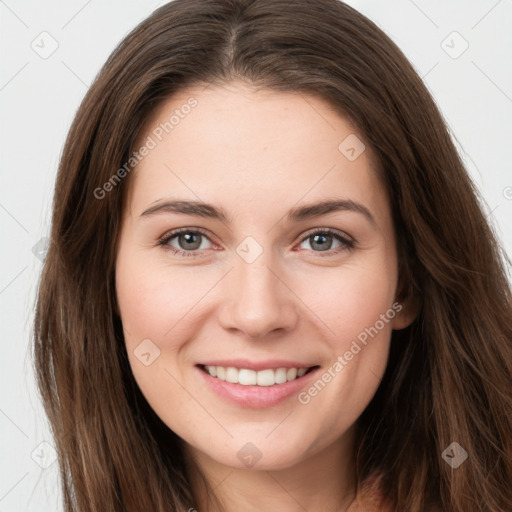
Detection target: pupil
<box><xmin>311</xmin><ymin>234</ymin><xmax>332</xmax><ymax>251</ymax></box>
<box><xmin>180</xmin><ymin>232</ymin><xmax>201</xmax><ymax>250</ymax></box>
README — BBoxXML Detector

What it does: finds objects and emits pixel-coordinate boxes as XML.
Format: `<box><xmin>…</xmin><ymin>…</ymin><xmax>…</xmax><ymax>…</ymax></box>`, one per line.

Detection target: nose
<box><xmin>218</xmin><ymin>257</ymin><xmax>299</xmax><ymax>340</ymax></box>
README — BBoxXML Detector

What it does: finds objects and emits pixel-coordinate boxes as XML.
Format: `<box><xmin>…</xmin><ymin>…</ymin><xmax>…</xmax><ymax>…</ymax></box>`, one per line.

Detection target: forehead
<box><xmin>125</xmin><ymin>81</ymin><xmax>387</xmax><ymax>224</ymax></box>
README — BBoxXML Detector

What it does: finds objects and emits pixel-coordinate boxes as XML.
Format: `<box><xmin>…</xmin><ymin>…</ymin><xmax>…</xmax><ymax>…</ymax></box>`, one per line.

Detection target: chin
<box><xmin>197</xmin><ymin>433</ymin><xmax>318</xmax><ymax>472</ymax></box>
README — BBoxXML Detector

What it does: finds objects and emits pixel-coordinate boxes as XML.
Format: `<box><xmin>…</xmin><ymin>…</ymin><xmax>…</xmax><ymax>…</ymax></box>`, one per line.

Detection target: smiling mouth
<box><xmin>199</xmin><ymin>364</ymin><xmax>319</xmax><ymax>386</ymax></box>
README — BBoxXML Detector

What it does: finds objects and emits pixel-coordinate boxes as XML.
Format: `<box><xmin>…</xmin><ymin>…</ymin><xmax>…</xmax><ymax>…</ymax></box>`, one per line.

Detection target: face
<box><xmin>115</xmin><ymin>81</ymin><xmax>414</xmax><ymax>472</ymax></box>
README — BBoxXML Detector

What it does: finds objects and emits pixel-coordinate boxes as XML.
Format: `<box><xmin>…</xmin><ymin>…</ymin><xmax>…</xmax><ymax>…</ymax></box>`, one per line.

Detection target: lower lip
<box><xmin>196</xmin><ymin>366</ymin><xmax>320</xmax><ymax>408</ymax></box>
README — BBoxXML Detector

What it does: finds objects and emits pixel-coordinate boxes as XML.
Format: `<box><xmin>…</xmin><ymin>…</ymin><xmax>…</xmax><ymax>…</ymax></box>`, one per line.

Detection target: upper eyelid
<box><xmin>160</xmin><ymin>226</ymin><xmax>216</xmax><ymax>244</ymax></box>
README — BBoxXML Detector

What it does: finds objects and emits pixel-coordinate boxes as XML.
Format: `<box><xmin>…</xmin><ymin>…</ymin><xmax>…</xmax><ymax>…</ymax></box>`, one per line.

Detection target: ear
<box><xmin>391</xmin><ymin>297</ymin><xmax>418</xmax><ymax>330</ymax></box>
<box><xmin>390</xmin><ymin>272</ymin><xmax>421</xmax><ymax>330</ymax></box>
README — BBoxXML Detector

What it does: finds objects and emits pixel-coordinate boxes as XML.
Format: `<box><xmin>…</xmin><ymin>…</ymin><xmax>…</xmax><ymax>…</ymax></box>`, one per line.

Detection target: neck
<box><xmin>183</xmin><ymin>426</ymin><xmax>357</xmax><ymax>512</ymax></box>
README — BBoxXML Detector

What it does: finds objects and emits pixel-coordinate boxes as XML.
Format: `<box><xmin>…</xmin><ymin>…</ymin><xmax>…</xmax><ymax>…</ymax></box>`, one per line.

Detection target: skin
<box><xmin>115</xmin><ymin>81</ymin><xmax>416</xmax><ymax>511</ymax></box>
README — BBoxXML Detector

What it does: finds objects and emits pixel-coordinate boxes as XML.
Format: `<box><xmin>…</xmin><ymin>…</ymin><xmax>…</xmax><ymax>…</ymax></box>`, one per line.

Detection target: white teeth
<box><xmin>286</xmin><ymin>368</ymin><xmax>298</xmax><ymax>380</ymax></box>
<box><xmin>203</xmin><ymin>365</ymin><xmax>312</xmax><ymax>386</ymax></box>
<box><xmin>275</xmin><ymin>368</ymin><xmax>287</xmax><ymax>384</ymax></box>
<box><xmin>238</xmin><ymin>369</ymin><xmax>257</xmax><ymax>385</ymax></box>
<box><xmin>257</xmin><ymin>369</ymin><xmax>275</xmax><ymax>386</ymax></box>
<box><xmin>225</xmin><ymin>367</ymin><xmax>238</xmax><ymax>383</ymax></box>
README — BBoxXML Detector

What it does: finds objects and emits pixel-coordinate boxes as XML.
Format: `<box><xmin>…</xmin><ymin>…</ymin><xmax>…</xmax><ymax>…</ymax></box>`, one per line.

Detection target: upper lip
<box><xmin>197</xmin><ymin>359</ymin><xmax>317</xmax><ymax>371</ymax></box>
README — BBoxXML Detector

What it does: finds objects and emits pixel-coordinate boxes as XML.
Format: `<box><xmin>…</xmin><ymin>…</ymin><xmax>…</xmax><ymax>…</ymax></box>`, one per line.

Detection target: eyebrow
<box><xmin>140</xmin><ymin>198</ymin><xmax>377</xmax><ymax>227</ymax></box>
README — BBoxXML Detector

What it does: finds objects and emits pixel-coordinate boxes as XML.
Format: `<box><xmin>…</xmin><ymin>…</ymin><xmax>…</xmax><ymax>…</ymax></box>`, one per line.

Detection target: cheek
<box><xmin>116</xmin><ymin>253</ymin><xmax>212</xmax><ymax>343</ymax></box>
<box><xmin>290</xmin><ymin>274</ymin><xmax>396</xmax><ymax>449</ymax></box>
<box><xmin>115</xmin><ymin>253</ymin><xmax>204</xmax><ymax>428</ymax></box>
<box><xmin>290</xmin><ymin>252</ymin><xmax>397</xmax><ymax>418</ymax></box>
<box><xmin>300</xmin><ymin>251</ymin><xmax>398</xmax><ymax>348</ymax></box>
<box><xmin>115</xmin><ymin>252</ymin><xmax>223</xmax><ymax>405</ymax></box>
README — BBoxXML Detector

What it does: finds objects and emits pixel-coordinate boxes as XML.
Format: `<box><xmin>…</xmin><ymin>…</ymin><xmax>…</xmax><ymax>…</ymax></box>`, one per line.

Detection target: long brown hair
<box><xmin>32</xmin><ymin>0</ymin><xmax>512</xmax><ymax>510</ymax></box>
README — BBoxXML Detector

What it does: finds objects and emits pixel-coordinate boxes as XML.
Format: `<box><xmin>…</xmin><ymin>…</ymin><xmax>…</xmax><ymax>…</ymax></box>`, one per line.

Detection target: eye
<box><xmin>297</xmin><ymin>228</ymin><xmax>354</xmax><ymax>256</ymax></box>
<box><xmin>158</xmin><ymin>227</ymin><xmax>355</xmax><ymax>258</ymax></box>
<box><xmin>158</xmin><ymin>228</ymin><xmax>216</xmax><ymax>257</ymax></box>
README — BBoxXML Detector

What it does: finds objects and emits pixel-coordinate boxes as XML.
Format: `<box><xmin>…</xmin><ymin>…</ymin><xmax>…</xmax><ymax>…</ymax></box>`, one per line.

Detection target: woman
<box><xmin>33</xmin><ymin>1</ymin><xmax>512</xmax><ymax>511</ymax></box>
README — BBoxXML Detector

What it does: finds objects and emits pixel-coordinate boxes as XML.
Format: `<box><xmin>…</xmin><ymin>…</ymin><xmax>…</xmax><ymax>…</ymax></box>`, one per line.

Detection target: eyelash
<box><xmin>157</xmin><ymin>227</ymin><xmax>355</xmax><ymax>258</ymax></box>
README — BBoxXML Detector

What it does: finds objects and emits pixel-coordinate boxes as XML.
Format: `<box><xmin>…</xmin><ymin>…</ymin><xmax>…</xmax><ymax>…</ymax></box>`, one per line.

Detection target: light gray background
<box><xmin>1</xmin><ymin>0</ymin><xmax>511</xmax><ymax>510</ymax></box>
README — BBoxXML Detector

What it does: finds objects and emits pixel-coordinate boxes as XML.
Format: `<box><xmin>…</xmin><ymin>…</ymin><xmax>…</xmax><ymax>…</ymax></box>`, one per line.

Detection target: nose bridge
<box><xmin>219</xmin><ymin>241</ymin><xmax>298</xmax><ymax>339</ymax></box>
